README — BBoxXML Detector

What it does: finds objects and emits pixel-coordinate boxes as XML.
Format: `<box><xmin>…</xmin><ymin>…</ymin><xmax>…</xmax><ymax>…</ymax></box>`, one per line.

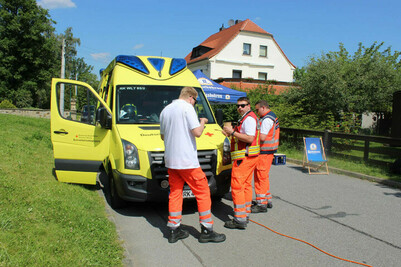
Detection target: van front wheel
<box><xmin>108</xmin><ymin>172</ymin><xmax>127</xmax><ymax>209</ymax></box>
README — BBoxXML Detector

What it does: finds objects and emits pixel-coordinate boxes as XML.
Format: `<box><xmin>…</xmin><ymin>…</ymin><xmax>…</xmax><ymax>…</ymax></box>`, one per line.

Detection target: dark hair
<box><xmin>237</xmin><ymin>97</ymin><xmax>250</xmax><ymax>104</ymax></box>
<box><xmin>255</xmin><ymin>100</ymin><xmax>269</xmax><ymax>108</ymax></box>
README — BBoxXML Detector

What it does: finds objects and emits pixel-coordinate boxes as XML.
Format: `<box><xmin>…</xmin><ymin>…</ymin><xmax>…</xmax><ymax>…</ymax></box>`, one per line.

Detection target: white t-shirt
<box><xmin>239</xmin><ymin>114</ymin><xmax>256</xmax><ymax>153</ymax></box>
<box><xmin>160</xmin><ymin>99</ymin><xmax>200</xmax><ymax>169</ymax></box>
<box><xmin>240</xmin><ymin>115</ymin><xmax>257</xmax><ymax>136</ymax></box>
<box><xmin>260</xmin><ymin>117</ymin><xmax>274</xmax><ymax>136</ymax></box>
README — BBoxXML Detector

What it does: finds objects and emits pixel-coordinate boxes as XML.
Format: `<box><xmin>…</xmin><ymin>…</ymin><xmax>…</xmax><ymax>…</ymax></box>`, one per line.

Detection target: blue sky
<box><xmin>37</xmin><ymin>0</ymin><xmax>401</xmax><ymax>76</ymax></box>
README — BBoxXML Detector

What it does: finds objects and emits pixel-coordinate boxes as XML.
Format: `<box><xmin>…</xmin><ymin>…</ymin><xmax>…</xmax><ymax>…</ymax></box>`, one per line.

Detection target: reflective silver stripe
<box><xmin>201</xmin><ymin>222</ymin><xmax>213</xmax><ymax>229</ymax></box>
<box><xmin>169</xmin><ymin>211</ymin><xmax>181</xmax><ymax>217</ymax></box>
<box><xmin>256</xmin><ymin>199</ymin><xmax>265</xmax><ymax>204</ymax></box>
<box><xmin>234</xmin><ymin>204</ymin><xmax>246</xmax><ymax>209</ymax></box>
<box><xmin>261</xmin><ymin>144</ymin><xmax>278</xmax><ymax>150</ymax></box>
<box><xmin>200</xmin><ymin>217</ymin><xmax>213</xmax><ymax>223</ymax></box>
<box><xmin>234</xmin><ymin>211</ymin><xmax>247</xmax><ymax>215</ymax></box>
<box><xmin>256</xmin><ymin>194</ymin><xmax>266</xmax><ymax>198</ymax></box>
<box><xmin>169</xmin><ymin>218</ymin><xmax>181</xmax><ymax>223</ymax></box>
<box><xmin>167</xmin><ymin>221</ymin><xmax>181</xmax><ymax>228</ymax></box>
<box><xmin>246</xmin><ymin>201</ymin><xmax>252</xmax><ymax>206</ymax></box>
<box><xmin>261</xmin><ymin>139</ymin><xmax>276</xmax><ymax>144</ymax></box>
<box><xmin>199</xmin><ymin>210</ymin><xmax>211</xmax><ymax>216</ymax></box>
<box><xmin>235</xmin><ymin>217</ymin><xmax>247</xmax><ymax>223</ymax></box>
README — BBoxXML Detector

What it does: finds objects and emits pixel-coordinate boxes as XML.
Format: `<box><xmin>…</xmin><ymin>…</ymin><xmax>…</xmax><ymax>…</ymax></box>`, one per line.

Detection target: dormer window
<box><xmin>190</xmin><ymin>45</ymin><xmax>212</xmax><ymax>60</ymax></box>
<box><xmin>243</xmin><ymin>43</ymin><xmax>251</xmax><ymax>55</ymax></box>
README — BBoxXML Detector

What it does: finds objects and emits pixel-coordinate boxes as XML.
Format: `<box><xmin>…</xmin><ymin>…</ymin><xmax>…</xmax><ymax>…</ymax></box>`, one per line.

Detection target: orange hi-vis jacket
<box><xmin>259</xmin><ymin>110</ymin><xmax>280</xmax><ymax>154</ymax></box>
<box><xmin>231</xmin><ymin>111</ymin><xmax>260</xmax><ymax>161</ymax></box>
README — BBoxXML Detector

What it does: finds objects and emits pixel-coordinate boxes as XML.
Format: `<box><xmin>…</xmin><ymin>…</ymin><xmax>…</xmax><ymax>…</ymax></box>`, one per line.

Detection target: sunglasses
<box><xmin>191</xmin><ymin>96</ymin><xmax>198</xmax><ymax>105</ymax></box>
<box><xmin>236</xmin><ymin>104</ymin><xmax>248</xmax><ymax>108</ymax></box>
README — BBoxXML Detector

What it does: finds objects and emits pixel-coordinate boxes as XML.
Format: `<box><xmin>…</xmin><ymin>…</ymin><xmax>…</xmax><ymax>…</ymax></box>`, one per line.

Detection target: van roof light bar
<box><xmin>169</xmin><ymin>58</ymin><xmax>187</xmax><ymax>75</ymax></box>
<box><xmin>148</xmin><ymin>58</ymin><xmax>165</xmax><ymax>74</ymax></box>
<box><xmin>116</xmin><ymin>55</ymin><xmax>149</xmax><ymax>74</ymax></box>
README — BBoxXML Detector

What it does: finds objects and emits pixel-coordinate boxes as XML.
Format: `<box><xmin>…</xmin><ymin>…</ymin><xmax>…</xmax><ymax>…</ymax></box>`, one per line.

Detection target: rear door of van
<box><xmin>50</xmin><ymin>78</ymin><xmax>112</xmax><ymax>185</ymax></box>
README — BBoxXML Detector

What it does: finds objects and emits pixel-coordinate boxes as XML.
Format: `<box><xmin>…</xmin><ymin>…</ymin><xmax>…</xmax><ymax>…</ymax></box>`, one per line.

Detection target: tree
<box><xmin>0</xmin><ymin>0</ymin><xmax>58</xmax><ymax>108</ymax></box>
<box><xmin>286</xmin><ymin>42</ymin><xmax>401</xmax><ymax>130</ymax></box>
<box><xmin>71</xmin><ymin>57</ymin><xmax>99</xmax><ymax>89</ymax></box>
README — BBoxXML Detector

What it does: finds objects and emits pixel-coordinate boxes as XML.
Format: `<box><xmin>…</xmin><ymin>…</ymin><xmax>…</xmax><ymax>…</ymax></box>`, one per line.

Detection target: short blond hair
<box><xmin>179</xmin><ymin>87</ymin><xmax>198</xmax><ymax>99</ymax></box>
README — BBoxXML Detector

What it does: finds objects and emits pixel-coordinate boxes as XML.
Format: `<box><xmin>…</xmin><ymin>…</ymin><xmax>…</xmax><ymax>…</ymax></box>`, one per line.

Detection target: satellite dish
<box><xmin>228</xmin><ymin>19</ymin><xmax>235</xmax><ymax>27</ymax></box>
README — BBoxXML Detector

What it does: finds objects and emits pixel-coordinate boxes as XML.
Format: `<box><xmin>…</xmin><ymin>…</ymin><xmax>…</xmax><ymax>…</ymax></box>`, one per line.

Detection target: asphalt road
<box><xmin>99</xmin><ymin>163</ymin><xmax>401</xmax><ymax>267</ymax></box>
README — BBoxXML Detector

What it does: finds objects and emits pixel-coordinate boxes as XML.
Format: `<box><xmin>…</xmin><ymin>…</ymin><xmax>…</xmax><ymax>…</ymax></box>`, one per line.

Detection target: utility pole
<box><xmin>60</xmin><ymin>38</ymin><xmax>66</xmax><ymax>116</ymax></box>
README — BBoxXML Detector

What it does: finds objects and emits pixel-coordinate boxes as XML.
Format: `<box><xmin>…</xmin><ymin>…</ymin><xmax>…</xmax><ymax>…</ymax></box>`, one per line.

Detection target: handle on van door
<box><xmin>54</xmin><ymin>130</ymin><xmax>68</xmax><ymax>134</ymax></box>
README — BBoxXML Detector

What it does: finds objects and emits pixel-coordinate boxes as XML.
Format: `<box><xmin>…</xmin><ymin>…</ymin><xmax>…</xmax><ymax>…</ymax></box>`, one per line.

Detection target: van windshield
<box><xmin>116</xmin><ymin>85</ymin><xmax>215</xmax><ymax>124</ymax></box>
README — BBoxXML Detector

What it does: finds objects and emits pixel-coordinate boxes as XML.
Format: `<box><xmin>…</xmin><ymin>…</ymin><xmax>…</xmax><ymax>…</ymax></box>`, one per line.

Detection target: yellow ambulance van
<box><xmin>51</xmin><ymin>55</ymin><xmax>232</xmax><ymax>208</ymax></box>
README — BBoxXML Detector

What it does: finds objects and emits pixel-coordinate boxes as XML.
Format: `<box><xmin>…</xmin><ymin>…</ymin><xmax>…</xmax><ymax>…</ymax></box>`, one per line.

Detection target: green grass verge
<box><xmin>279</xmin><ymin>143</ymin><xmax>401</xmax><ymax>183</ymax></box>
<box><xmin>0</xmin><ymin>114</ymin><xmax>123</xmax><ymax>266</ymax></box>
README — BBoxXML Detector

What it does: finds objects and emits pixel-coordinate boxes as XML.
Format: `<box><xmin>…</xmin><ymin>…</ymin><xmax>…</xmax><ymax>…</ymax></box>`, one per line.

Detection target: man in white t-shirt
<box><xmin>222</xmin><ymin>97</ymin><xmax>260</xmax><ymax>229</ymax></box>
<box><xmin>160</xmin><ymin>86</ymin><xmax>226</xmax><ymax>244</ymax></box>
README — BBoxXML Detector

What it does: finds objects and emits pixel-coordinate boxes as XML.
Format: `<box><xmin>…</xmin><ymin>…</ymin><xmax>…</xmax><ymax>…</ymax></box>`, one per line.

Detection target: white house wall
<box><xmin>189</xmin><ymin>31</ymin><xmax>294</xmax><ymax>82</ymax></box>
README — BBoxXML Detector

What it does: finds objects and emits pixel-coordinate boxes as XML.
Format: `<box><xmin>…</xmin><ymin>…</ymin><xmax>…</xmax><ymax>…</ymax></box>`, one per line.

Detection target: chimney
<box><xmin>219</xmin><ymin>23</ymin><xmax>225</xmax><ymax>31</ymax></box>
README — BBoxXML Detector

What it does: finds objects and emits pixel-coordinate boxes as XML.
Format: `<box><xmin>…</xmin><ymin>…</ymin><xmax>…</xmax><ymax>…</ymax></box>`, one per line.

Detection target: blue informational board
<box><xmin>304</xmin><ymin>137</ymin><xmax>327</xmax><ymax>162</ymax></box>
<box><xmin>193</xmin><ymin>70</ymin><xmax>247</xmax><ymax>104</ymax></box>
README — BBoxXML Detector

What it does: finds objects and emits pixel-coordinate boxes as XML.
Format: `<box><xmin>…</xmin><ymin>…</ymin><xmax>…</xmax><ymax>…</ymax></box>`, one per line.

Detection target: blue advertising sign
<box><xmin>304</xmin><ymin>137</ymin><xmax>326</xmax><ymax>162</ymax></box>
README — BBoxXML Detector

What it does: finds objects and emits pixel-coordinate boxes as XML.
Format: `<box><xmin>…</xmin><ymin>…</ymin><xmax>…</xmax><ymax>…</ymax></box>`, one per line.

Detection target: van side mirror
<box><xmin>96</xmin><ymin>107</ymin><xmax>112</xmax><ymax>129</ymax></box>
<box><xmin>216</xmin><ymin>109</ymin><xmax>223</xmax><ymax>127</ymax></box>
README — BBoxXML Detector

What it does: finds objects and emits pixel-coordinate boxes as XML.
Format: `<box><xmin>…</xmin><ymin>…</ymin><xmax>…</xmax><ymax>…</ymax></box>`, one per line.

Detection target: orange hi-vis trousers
<box><xmin>254</xmin><ymin>154</ymin><xmax>274</xmax><ymax>206</ymax></box>
<box><xmin>231</xmin><ymin>156</ymin><xmax>258</xmax><ymax>223</ymax></box>
<box><xmin>167</xmin><ymin>168</ymin><xmax>213</xmax><ymax>229</ymax></box>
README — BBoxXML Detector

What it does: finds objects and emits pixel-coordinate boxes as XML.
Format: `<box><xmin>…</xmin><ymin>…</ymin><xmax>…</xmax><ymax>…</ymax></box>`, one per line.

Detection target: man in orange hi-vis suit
<box><xmin>222</xmin><ymin>97</ymin><xmax>260</xmax><ymax>229</ymax></box>
<box><xmin>252</xmin><ymin>100</ymin><xmax>279</xmax><ymax>213</ymax></box>
<box><xmin>160</xmin><ymin>87</ymin><xmax>226</xmax><ymax>243</ymax></box>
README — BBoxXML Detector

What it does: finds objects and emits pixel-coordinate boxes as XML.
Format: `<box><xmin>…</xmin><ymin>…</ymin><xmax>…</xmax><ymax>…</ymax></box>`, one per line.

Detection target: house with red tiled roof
<box><xmin>185</xmin><ymin>19</ymin><xmax>296</xmax><ymax>87</ymax></box>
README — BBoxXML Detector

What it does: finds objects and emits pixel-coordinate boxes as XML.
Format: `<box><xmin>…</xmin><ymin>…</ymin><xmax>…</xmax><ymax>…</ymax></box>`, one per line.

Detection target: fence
<box><xmin>281</xmin><ymin>127</ymin><xmax>401</xmax><ymax>168</ymax></box>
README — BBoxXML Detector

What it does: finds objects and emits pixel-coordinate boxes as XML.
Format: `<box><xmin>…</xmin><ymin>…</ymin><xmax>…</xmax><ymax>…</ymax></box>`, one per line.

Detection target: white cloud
<box><xmin>133</xmin><ymin>44</ymin><xmax>144</xmax><ymax>50</ymax></box>
<box><xmin>91</xmin><ymin>53</ymin><xmax>110</xmax><ymax>63</ymax></box>
<box><xmin>37</xmin><ymin>0</ymin><xmax>76</xmax><ymax>9</ymax></box>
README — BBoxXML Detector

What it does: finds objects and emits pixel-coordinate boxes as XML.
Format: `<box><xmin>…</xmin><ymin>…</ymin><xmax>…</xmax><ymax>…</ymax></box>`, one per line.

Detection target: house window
<box><xmin>233</xmin><ymin>70</ymin><xmax>242</xmax><ymax>79</ymax></box>
<box><xmin>243</xmin><ymin>43</ymin><xmax>251</xmax><ymax>55</ymax></box>
<box><xmin>258</xmin><ymin>72</ymin><xmax>267</xmax><ymax>80</ymax></box>
<box><xmin>260</xmin><ymin>45</ymin><xmax>267</xmax><ymax>57</ymax></box>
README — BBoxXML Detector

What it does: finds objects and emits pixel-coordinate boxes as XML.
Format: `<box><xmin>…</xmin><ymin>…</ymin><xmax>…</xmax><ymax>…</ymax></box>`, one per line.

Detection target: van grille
<box><xmin>149</xmin><ymin>150</ymin><xmax>217</xmax><ymax>180</ymax></box>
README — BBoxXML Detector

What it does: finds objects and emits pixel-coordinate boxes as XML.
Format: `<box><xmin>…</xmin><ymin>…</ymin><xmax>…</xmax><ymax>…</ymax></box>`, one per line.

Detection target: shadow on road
<box><xmin>98</xmin><ymin>187</ymin><xmax>234</xmax><ymax>241</ymax></box>
<box><xmin>288</xmin><ymin>165</ymin><xmax>308</xmax><ymax>173</ymax></box>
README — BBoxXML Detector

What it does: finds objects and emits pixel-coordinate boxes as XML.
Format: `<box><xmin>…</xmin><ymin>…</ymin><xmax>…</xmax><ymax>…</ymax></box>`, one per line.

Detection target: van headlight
<box><xmin>222</xmin><ymin>137</ymin><xmax>231</xmax><ymax>165</ymax></box>
<box><xmin>122</xmin><ymin>139</ymin><xmax>140</xmax><ymax>170</ymax></box>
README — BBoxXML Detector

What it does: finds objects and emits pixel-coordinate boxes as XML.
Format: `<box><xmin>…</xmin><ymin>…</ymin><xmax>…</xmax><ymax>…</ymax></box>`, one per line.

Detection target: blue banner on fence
<box><xmin>304</xmin><ymin>137</ymin><xmax>325</xmax><ymax>162</ymax></box>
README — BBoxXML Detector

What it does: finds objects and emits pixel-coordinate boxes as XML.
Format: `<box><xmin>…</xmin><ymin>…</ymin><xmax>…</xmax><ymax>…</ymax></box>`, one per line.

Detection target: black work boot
<box><xmin>224</xmin><ymin>219</ymin><xmax>247</xmax><ymax>229</ymax></box>
<box><xmin>198</xmin><ymin>225</ymin><xmax>226</xmax><ymax>243</ymax></box>
<box><xmin>251</xmin><ymin>205</ymin><xmax>268</xmax><ymax>213</ymax></box>
<box><xmin>168</xmin><ymin>226</ymin><xmax>189</xmax><ymax>243</ymax></box>
<box><xmin>267</xmin><ymin>202</ymin><xmax>273</xmax><ymax>209</ymax></box>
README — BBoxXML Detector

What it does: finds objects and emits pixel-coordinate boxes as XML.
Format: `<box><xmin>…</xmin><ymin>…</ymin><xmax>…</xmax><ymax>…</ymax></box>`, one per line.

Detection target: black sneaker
<box><xmin>168</xmin><ymin>227</ymin><xmax>189</xmax><ymax>243</ymax></box>
<box><xmin>251</xmin><ymin>205</ymin><xmax>268</xmax><ymax>213</ymax></box>
<box><xmin>198</xmin><ymin>225</ymin><xmax>226</xmax><ymax>243</ymax></box>
<box><xmin>224</xmin><ymin>219</ymin><xmax>247</xmax><ymax>229</ymax></box>
<box><xmin>267</xmin><ymin>202</ymin><xmax>273</xmax><ymax>209</ymax></box>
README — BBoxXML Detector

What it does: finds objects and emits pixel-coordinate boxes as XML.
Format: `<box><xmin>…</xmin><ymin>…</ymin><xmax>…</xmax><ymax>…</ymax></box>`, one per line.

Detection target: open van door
<box><xmin>51</xmin><ymin>78</ymin><xmax>112</xmax><ymax>185</ymax></box>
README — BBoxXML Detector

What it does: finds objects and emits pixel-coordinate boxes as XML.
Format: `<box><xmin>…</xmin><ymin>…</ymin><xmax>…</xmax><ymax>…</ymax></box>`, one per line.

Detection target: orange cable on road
<box><xmin>249</xmin><ymin>219</ymin><xmax>373</xmax><ymax>267</ymax></box>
